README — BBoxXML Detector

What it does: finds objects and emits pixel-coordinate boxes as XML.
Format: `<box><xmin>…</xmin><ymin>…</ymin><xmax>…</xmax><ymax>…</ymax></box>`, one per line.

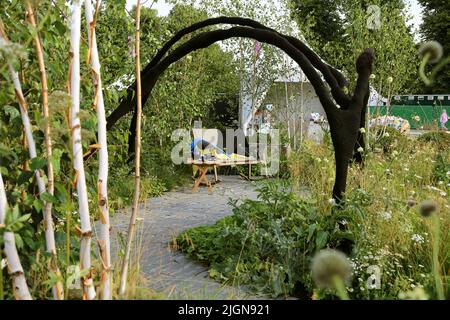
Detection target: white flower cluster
<box><xmin>379</xmin><ymin>211</ymin><xmax>392</xmax><ymax>221</ymax></box>
<box><xmin>411</xmin><ymin>234</ymin><xmax>425</xmax><ymax>244</ymax></box>
<box><xmin>0</xmin><ymin>38</ymin><xmax>26</xmax><ymax>63</ymax></box>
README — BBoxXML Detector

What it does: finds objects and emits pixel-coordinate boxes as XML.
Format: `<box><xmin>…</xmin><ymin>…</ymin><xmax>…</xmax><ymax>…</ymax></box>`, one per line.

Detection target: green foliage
<box><xmin>369</xmin><ymin>125</ymin><xmax>409</xmax><ymax>154</ymax></box>
<box><xmin>431</xmin><ymin>151</ymin><xmax>450</xmax><ymax>186</ymax></box>
<box><xmin>178</xmin><ymin>135</ymin><xmax>449</xmax><ymax>299</ymax></box>
<box><xmin>290</xmin><ymin>0</ymin><xmax>419</xmax><ymax>94</ymax></box>
<box><xmin>177</xmin><ymin>181</ymin><xmax>358</xmax><ymax>298</ymax></box>
<box><xmin>289</xmin><ymin>0</ymin><xmax>346</xmax><ymax>49</ymax></box>
<box><xmin>0</xmin><ymin>0</ymin><xmax>242</xmax><ymax>298</ymax></box>
<box><xmin>418</xmin><ymin>0</ymin><xmax>450</xmax><ymax>93</ymax></box>
<box><xmin>417</xmin><ymin>131</ymin><xmax>450</xmax><ymax>151</ymax></box>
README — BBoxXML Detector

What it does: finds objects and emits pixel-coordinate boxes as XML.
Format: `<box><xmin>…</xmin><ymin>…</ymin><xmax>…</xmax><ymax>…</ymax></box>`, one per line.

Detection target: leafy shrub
<box><xmin>108</xmin><ymin>163</ymin><xmax>168</xmax><ymax>210</ymax></box>
<box><xmin>177</xmin><ymin>133</ymin><xmax>449</xmax><ymax>300</ymax></box>
<box><xmin>417</xmin><ymin>131</ymin><xmax>450</xmax><ymax>151</ymax></box>
<box><xmin>176</xmin><ymin>181</ymin><xmax>358</xmax><ymax>298</ymax></box>
<box><xmin>370</xmin><ymin>125</ymin><xmax>409</xmax><ymax>154</ymax></box>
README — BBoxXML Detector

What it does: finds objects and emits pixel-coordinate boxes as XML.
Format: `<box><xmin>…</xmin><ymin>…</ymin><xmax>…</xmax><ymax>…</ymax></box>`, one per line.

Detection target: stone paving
<box><xmin>110</xmin><ymin>175</ymin><xmax>264</xmax><ymax>299</ymax></box>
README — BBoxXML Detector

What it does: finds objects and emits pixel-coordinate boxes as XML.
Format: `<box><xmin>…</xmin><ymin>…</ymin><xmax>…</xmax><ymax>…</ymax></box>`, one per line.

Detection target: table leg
<box><xmin>192</xmin><ymin>165</ymin><xmax>205</xmax><ymax>192</ymax></box>
<box><xmin>214</xmin><ymin>165</ymin><xmax>218</xmax><ymax>183</ymax></box>
<box><xmin>192</xmin><ymin>164</ymin><xmax>212</xmax><ymax>193</ymax></box>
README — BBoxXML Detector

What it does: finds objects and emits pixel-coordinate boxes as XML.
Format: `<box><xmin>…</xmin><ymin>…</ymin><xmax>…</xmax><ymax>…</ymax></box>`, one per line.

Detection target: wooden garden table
<box><xmin>186</xmin><ymin>158</ymin><xmax>259</xmax><ymax>193</ymax></box>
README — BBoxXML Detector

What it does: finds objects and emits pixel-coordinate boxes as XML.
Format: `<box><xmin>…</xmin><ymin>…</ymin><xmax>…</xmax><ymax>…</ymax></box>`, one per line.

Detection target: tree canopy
<box><xmin>290</xmin><ymin>0</ymin><xmax>418</xmax><ymax>94</ymax></box>
<box><xmin>418</xmin><ymin>0</ymin><xmax>450</xmax><ymax>93</ymax></box>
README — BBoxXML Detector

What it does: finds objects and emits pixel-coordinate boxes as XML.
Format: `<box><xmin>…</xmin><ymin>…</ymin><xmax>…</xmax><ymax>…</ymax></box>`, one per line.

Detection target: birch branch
<box><xmin>69</xmin><ymin>0</ymin><xmax>96</xmax><ymax>300</ymax></box>
<box><xmin>119</xmin><ymin>0</ymin><xmax>142</xmax><ymax>297</ymax></box>
<box><xmin>25</xmin><ymin>3</ymin><xmax>64</xmax><ymax>300</ymax></box>
<box><xmin>84</xmin><ymin>0</ymin><xmax>112</xmax><ymax>300</ymax></box>
<box><xmin>0</xmin><ymin>173</ymin><xmax>32</xmax><ymax>300</ymax></box>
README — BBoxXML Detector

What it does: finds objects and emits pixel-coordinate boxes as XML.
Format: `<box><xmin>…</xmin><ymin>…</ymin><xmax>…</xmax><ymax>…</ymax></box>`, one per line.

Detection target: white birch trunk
<box><xmin>69</xmin><ymin>0</ymin><xmax>96</xmax><ymax>300</ymax></box>
<box><xmin>1</xmin><ymin>20</ymin><xmax>63</xmax><ymax>299</ymax></box>
<box><xmin>7</xmin><ymin>63</ymin><xmax>46</xmax><ymax>194</ymax></box>
<box><xmin>84</xmin><ymin>0</ymin><xmax>112</xmax><ymax>300</ymax></box>
<box><xmin>0</xmin><ymin>173</ymin><xmax>32</xmax><ymax>300</ymax></box>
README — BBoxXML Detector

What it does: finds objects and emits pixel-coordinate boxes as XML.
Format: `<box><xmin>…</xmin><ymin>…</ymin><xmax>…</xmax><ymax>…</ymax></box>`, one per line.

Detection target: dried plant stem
<box><xmin>419</xmin><ymin>52</ymin><xmax>432</xmax><ymax>86</ymax></box>
<box><xmin>25</xmin><ymin>3</ymin><xmax>64</xmax><ymax>300</ymax></box>
<box><xmin>69</xmin><ymin>0</ymin><xmax>96</xmax><ymax>300</ymax></box>
<box><xmin>431</xmin><ymin>214</ymin><xmax>444</xmax><ymax>300</ymax></box>
<box><xmin>119</xmin><ymin>0</ymin><xmax>142</xmax><ymax>297</ymax></box>
<box><xmin>0</xmin><ymin>174</ymin><xmax>32</xmax><ymax>300</ymax></box>
<box><xmin>84</xmin><ymin>0</ymin><xmax>112</xmax><ymax>300</ymax></box>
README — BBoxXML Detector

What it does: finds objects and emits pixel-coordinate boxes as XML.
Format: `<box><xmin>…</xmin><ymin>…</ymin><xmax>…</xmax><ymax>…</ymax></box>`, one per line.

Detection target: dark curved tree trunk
<box><xmin>105</xmin><ymin>18</ymin><xmax>373</xmax><ymax>203</ymax></box>
<box><xmin>352</xmin><ymin>90</ymin><xmax>370</xmax><ymax>165</ymax></box>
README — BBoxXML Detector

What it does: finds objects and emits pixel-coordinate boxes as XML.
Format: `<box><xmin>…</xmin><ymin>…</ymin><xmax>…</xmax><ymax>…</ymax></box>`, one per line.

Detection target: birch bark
<box><xmin>69</xmin><ymin>0</ymin><xmax>96</xmax><ymax>300</ymax></box>
<box><xmin>0</xmin><ymin>173</ymin><xmax>32</xmax><ymax>300</ymax></box>
<box><xmin>84</xmin><ymin>0</ymin><xmax>112</xmax><ymax>300</ymax></box>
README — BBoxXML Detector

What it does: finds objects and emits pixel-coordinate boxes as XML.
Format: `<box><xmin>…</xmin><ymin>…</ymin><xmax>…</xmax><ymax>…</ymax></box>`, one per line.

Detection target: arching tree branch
<box><xmin>106</xmin><ymin>17</ymin><xmax>350</xmax><ymax>130</ymax></box>
<box><xmin>106</xmin><ymin>21</ymin><xmax>373</xmax><ymax>203</ymax></box>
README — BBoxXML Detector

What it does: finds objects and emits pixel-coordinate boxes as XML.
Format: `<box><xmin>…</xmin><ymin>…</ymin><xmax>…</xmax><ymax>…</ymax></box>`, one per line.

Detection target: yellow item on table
<box><xmin>216</xmin><ymin>153</ymin><xmax>229</xmax><ymax>160</ymax></box>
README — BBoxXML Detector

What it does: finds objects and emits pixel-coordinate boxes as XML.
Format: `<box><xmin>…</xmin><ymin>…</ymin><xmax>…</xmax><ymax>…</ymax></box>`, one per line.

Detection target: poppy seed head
<box><xmin>311</xmin><ymin>249</ymin><xmax>353</xmax><ymax>289</ymax></box>
<box><xmin>418</xmin><ymin>41</ymin><xmax>443</xmax><ymax>64</ymax></box>
<box><xmin>418</xmin><ymin>200</ymin><xmax>438</xmax><ymax>217</ymax></box>
<box><xmin>406</xmin><ymin>199</ymin><xmax>417</xmax><ymax>208</ymax></box>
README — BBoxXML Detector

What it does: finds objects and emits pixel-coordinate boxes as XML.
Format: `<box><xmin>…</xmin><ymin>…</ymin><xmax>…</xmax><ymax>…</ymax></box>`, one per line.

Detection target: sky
<box><xmin>126</xmin><ymin>0</ymin><xmax>424</xmax><ymax>37</ymax></box>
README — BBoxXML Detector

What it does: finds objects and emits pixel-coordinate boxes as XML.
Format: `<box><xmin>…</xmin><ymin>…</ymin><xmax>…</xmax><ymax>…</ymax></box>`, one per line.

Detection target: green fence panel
<box><xmin>369</xmin><ymin>104</ymin><xmax>449</xmax><ymax>129</ymax></box>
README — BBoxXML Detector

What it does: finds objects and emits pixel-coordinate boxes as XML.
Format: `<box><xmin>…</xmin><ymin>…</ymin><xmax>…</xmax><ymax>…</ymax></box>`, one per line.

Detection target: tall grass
<box><xmin>289</xmin><ymin>134</ymin><xmax>449</xmax><ymax>299</ymax></box>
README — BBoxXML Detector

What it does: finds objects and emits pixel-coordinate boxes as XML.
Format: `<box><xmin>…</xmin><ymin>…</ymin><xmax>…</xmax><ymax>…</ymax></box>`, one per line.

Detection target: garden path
<box><xmin>110</xmin><ymin>175</ymin><xmax>263</xmax><ymax>299</ymax></box>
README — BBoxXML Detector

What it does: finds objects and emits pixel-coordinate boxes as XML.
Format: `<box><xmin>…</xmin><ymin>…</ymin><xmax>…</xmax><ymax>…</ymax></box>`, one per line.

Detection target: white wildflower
<box><xmin>380</xmin><ymin>211</ymin><xmax>392</xmax><ymax>220</ymax></box>
<box><xmin>411</xmin><ymin>234</ymin><xmax>424</xmax><ymax>244</ymax></box>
